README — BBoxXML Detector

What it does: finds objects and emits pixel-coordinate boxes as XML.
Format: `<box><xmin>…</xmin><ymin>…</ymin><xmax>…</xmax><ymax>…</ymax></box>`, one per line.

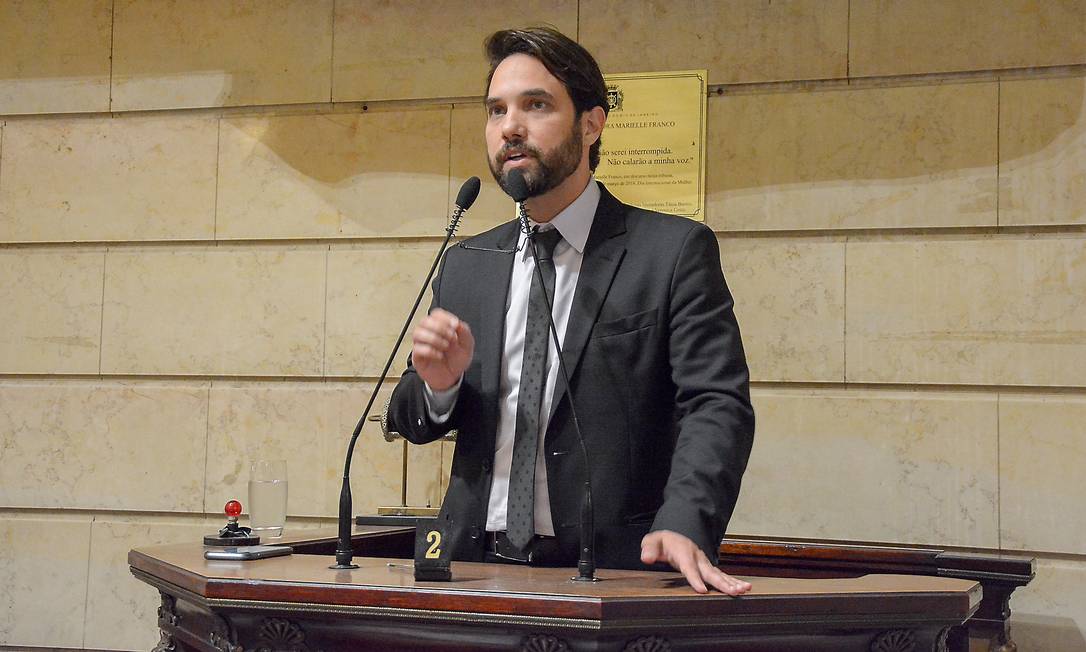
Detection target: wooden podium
<box><xmin>130</xmin><ymin>526</ymin><xmax>983</xmax><ymax>652</ymax></box>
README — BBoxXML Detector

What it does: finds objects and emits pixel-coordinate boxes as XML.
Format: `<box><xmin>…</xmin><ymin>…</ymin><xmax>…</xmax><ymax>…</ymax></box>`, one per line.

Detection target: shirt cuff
<box><xmin>422</xmin><ymin>378</ymin><xmax>461</xmax><ymax>424</ymax></box>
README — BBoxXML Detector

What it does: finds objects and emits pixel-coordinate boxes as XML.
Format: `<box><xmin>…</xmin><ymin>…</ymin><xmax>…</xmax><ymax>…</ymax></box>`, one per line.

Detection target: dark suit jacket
<box><xmin>387</xmin><ymin>184</ymin><xmax>754</xmax><ymax>569</ymax></box>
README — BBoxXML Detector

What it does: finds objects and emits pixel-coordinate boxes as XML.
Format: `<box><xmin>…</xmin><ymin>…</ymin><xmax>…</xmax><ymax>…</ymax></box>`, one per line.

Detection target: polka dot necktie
<box><xmin>506</xmin><ymin>227</ymin><xmax>564</xmax><ymax>552</ymax></box>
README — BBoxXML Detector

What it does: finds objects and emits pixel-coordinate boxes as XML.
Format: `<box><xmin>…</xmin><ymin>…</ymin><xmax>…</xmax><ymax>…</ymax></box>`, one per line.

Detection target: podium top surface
<box><xmin>129</xmin><ymin>527</ymin><xmax>982</xmax><ymax>628</ymax></box>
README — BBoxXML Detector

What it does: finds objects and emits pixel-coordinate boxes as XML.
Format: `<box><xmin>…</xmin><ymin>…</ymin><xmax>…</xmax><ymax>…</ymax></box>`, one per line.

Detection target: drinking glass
<box><xmin>248</xmin><ymin>460</ymin><xmax>288</xmax><ymax>538</ymax></box>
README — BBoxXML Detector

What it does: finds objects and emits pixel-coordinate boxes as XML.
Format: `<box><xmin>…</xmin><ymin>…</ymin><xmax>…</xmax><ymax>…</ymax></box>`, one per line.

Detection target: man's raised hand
<box><xmin>411</xmin><ymin>308</ymin><xmax>474</xmax><ymax>391</ymax></box>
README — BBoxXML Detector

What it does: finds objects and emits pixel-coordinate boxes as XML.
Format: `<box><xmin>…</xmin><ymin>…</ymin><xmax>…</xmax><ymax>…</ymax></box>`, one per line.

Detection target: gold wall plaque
<box><xmin>595</xmin><ymin>70</ymin><xmax>708</xmax><ymax>220</ymax></box>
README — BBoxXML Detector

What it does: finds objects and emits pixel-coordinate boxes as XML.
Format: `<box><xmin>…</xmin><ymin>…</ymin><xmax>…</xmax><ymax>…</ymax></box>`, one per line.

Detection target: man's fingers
<box><xmin>456</xmin><ymin>320</ymin><xmax>475</xmax><ymax>349</ymax></box>
<box><xmin>644</xmin><ymin>530</ymin><xmax>752</xmax><ymax>596</ymax></box>
<box><xmin>428</xmin><ymin>308</ymin><xmax>458</xmax><ymax>323</ymax></box>
<box><xmin>416</xmin><ymin>313</ymin><xmax>473</xmax><ymax>355</ymax></box>
<box><xmin>410</xmin><ymin>310</ymin><xmax>471</xmax><ymax>391</ymax></box>
<box><xmin>420</xmin><ymin>319</ymin><xmax>459</xmax><ymax>344</ymax></box>
<box><xmin>413</xmin><ymin>327</ymin><xmax>452</xmax><ymax>351</ymax></box>
<box><xmin>421</xmin><ymin>311</ymin><xmax>461</xmax><ymax>337</ymax></box>
<box><xmin>411</xmin><ymin>343</ymin><xmax>445</xmax><ymax>363</ymax></box>
<box><xmin>415</xmin><ymin>313</ymin><xmax>473</xmax><ymax>358</ymax></box>
<box><xmin>640</xmin><ymin>533</ymin><xmax>663</xmax><ymax>564</ymax></box>
<box><xmin>697</xmin><ymin>554</ymin><xmax>748</xmax><ymax>596</ymax></box>
<box><xmin>640</xmin><ymin>544</ymin><xmax>658</xmax><ymax>564</ymax></box>
<box><xmin>676</xmin><ymin>554</ymin><xmax>708</xmax><ymax>594</ymax></box>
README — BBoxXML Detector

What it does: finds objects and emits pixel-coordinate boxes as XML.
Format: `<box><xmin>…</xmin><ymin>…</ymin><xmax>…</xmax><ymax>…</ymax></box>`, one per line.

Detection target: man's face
<box><xmin>485</xmin><ymin>53</ymin><xmax>586</xmax><ymax>199</ymax></box>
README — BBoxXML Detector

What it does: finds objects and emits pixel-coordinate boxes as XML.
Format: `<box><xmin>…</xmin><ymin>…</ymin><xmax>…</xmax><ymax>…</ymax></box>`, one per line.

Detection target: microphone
<box><xmin>505</xmin><ymin>170</ymin><xmax>598</xmax><ymax>582</ymax></box>
<box><xmin>506</xmin><ymin>169</ymin><xmax>531</xmax><ymax>203</ymax></box>
<box><xmin>331</xmin><ymin>176</ymin><xmax>480</xmax><ymax>570</ymax></box>
<box><xmin>456</xmin><ymin>176</ymin><xmax>483</xmax><ymax>213</ymax></box>
<box><xmin>507</xmin><ymin>169</ymin><xmax>532</xmax><ymax>238</ymax></box>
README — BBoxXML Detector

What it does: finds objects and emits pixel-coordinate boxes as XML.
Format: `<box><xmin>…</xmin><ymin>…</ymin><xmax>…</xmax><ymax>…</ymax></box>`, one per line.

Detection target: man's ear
<box><xmin>583</xmin><ymin>105</ymin><xmax>607</xmax><ymax>145</ymax></box>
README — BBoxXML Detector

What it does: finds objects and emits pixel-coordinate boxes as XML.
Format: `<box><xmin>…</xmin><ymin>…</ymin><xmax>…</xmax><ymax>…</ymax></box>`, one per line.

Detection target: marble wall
<box><xmin>0</xmin><ymin>1</ymin><xmax>1084</xmax><ymax>649</ymax></box>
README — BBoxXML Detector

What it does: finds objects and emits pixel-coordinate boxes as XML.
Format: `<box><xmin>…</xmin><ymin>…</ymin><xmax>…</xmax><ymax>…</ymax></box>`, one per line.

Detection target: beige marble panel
<box><xmin>718</xmin><ymin>238</ymin><xmax>845</xmax><ymax>382</ymax></box>
<box><xmin>728</xmin><ymin>388</ymin><xmax>999</xmax><ymax>547</ymax></box>
<box><xmin>205</xmin><ymin>381</ymin><xmax>442</xmax><ymax>519</ymax></box>
<box><xmin>850</xmin><ymin>0</ymin><xmax>1086</xmax><ymax>77</ymax></box>
<box><xmin>450</xmin><ymin>103</ymin><xmax>518</xmax><ymax>235</ymax></box>
<box><xmin>101</xmin><ymin>248</ymin><xmax>326</xmax><ymax>376</ymax></box>
<box><xmin>84</xmin><ymin>516</ymin><xmax>211</xmax><ymax>651</ymax></box>
<box><xmin>0</xmin><ymin>116</ymin><xmax>218</xmax><ymax>242</ymax></box>
<box><xmin>111</xmin><ymin>0</ymin><xmax>333</xmax><ymax>111</ymax></box>
<box><xmin>0</xmin><ymin>381</ymin><xmax>207</xmax><ymax>510</ymax></box>
<box><xmin>846</xmin><ymin>236</ymin><xmax>1086</xmax><ymax>386</ymax></box>
<box><xmin>581</xmin><ymin>0</ymin><xmax>847</xmax><ymax>84</ymax></box>
<box><xmin>333</xmin><ymin>0</ymin><xmax>577</xmax><ymax>101</ymax></box>
<box><xmin>0</xmin><ymin>516</ymin><xmax>91</xmax><ymax>648</ymax></box>
<box><xmin>216</xmin><ymin>108</ymin><xmax>451</xmax><ymax>240</ymax></box>
<box><xmin>206</xmin><ymin>382</ymin><xmax>341</xmax><ymax>518</ymax></box>
<box><xmin>325</xmin><ymin>243</ymin><xmax>437</xmax><ymax>377</ymax></box>
<box><xmin>1000</xmin><ymin>76</ymin><xmax>1086</xmax><ymax>226</ymax></box>
<box><xmin>0</xmin><ymin>0</ymin><xmax>112</xmax><ymax>114</ymax></box>
<box><xmin>1000</xmin><ymin>394</ymin><xmax>1086</xmax><ymax>554</ymax></box>
<box><xmin>707</xmin><ymin>83</ymin><xmax>998</xmax><ymax>231</ymax></box>
<box><xmin>1010</xmin><ymin>558</ymin><xmax>1086</xmax><ymax>652</ymax></box>
<box><xmin>334</xmin><ymin>382</ymin><xmax>444</xmax><ymax>516</ymax></box>
<box><xmin>0</xmin><ymin>249</ymin><xmax>103</xmax><ymax>374</ymax></box>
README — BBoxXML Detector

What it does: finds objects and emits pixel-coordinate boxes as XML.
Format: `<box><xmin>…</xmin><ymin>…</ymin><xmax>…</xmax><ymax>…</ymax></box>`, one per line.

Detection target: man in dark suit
<box><xmin>387</xmin><ymin>27</ymin><xmax>754</xmax><ymax>595</ymax></box>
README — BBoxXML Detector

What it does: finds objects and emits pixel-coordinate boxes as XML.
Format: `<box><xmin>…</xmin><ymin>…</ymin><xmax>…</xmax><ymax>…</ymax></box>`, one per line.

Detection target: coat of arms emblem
<box><xmin>607</xmin><ymin>85</ymin><xmax>624</xmax><ymax>112</ymax></box>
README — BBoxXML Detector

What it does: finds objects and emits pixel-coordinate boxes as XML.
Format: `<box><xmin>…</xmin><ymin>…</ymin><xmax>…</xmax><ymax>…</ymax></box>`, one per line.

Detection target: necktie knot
<box><xmin>532</xmin><ymin>228</ymin><xmax>563</xmax><ymax>262</ymax></box>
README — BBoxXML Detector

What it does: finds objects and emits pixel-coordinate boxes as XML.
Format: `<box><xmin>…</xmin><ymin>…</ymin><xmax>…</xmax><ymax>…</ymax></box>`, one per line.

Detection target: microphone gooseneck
<box><xmin>331</xmin><ymin>176</ymin><xmax>481</xmax><ymax>570</ymax></box>
<box><xmin>514</xmin><ymin>190</ymin><xmax>598</xmax><ymax>583</ymax></box>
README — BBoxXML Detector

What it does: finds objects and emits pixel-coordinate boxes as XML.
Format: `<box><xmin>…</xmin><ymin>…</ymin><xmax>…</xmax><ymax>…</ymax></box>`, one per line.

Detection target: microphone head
<box><xmin>505</xmin><ymin>169</ymin><xmax>531</xmax><ymax>203</ymax></box>
<box><xmin>455</xmin><ymin>176</ymin><xmax>481</xmax><ymax>211</ymax></box>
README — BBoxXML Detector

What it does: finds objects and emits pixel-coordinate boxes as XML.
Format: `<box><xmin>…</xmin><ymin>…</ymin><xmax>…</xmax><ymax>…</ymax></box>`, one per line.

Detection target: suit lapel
<box><xmin>548</xmin><ymin>187</ymin><xmax>628</xmax><ymax>423</ymax></box>
<box><xmin>470</xmin><ymin>221</ymin><xmax>520</xmax><ymax>437</ymax></box>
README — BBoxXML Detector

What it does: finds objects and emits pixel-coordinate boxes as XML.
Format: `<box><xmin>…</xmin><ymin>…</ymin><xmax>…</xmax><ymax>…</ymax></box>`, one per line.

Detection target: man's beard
<box><xmin>489</xmin><ymin>120</ymin><xmax>583</xmax><ymax>200</ymax></box>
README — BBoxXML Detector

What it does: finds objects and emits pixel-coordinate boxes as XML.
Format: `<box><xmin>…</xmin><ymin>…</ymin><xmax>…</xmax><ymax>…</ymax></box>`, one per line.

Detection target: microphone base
<box><xmin>203</xmin><ymin>534</ymin><xmax>260</xmax><ymax>547</ymax></box>
<box><xmin>330</xmin><ymin>547</ymin><xmax>359</xmax><ymax>570</ymax></box>
<box><xmin>570</xmin><ymin>574</ymin><xmax>601</xmax><ymax>582</ymax></box>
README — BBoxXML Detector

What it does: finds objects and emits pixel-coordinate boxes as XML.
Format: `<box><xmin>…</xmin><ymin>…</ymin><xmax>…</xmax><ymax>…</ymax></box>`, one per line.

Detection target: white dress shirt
<box><xmin>425</xmin><ymin>179</ymin><xmax>600</xmax><ymax>536</ymax></box>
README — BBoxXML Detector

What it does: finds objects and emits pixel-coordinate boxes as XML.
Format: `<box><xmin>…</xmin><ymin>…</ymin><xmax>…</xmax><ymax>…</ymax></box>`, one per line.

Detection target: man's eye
<box><xmin>488</xmin><ymin>106</ymin><xmax>505</xmax><ymax>117</ymax></box>
<box><xmin>531</xmin><ymin>100</ymin><xmax>547</xmax><ymax>110</ymax></box>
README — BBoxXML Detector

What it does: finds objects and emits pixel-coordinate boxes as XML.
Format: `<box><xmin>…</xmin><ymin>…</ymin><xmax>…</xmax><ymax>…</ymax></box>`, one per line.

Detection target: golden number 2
<box><xmin>425</xmin><ymin>531</ymin><xmax>442</xmax><ymax>559</ymax></box>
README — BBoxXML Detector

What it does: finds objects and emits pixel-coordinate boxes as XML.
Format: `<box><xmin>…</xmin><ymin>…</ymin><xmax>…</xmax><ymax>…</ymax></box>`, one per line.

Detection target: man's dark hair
<box><xmin>485</xmin><ymin>26</ymin><xmax>608</xmax><ymax>171</ymax></box>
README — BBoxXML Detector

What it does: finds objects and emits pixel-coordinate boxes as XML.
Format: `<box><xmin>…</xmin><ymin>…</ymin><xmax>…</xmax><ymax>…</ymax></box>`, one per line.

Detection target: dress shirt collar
<box><xmin>517</xmin><ymin>178</ymin><xmax>600</xmax><ymax>259</ymax></box>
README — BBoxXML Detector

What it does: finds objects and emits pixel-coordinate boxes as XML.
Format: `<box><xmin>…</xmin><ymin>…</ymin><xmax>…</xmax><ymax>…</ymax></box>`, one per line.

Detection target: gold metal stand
<box><xmin>370</xmin><ymin>404</ymin><xmax>454</xmax><ymax>518</ymax></box>
<box><xmin>377</xmin><ymin>440</ymin><xmax>440</xmax><ymax>517</ymax></box>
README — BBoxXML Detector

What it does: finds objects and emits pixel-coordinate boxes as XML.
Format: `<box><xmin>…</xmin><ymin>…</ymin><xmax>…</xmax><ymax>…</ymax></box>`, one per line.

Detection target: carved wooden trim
<box><xmin>934</xmin><ymin>627</ymin><xmax>949</xmax><ymax>652</ymax></box>
<box><xmin>151</xmin><ymin>630</ymin><xmax>176</xmax><ymax>652</ymax></box>
<box><xmin>210</xmin><ymin>631</ymin><xmax>241</xmax><ymax>652</ymax></box>
<box><xmin>521</xmin><ymin>634</ymin><xmax>571</xmax><ymax>652</ymax></box>
<box><xmin>254</xmin><ymin>617</ymin><xmax>321</xmax><ymax>652</ymax></box>
<box><xmin>991</xmin><ymin>586</ymin><xmax>1019</xmax><ymax>652</ymax></box>
<box><xmin>624</xmin><ymin>635</ymin><xmax>672</xmax><ymax>651</ymax></box>
<box><xmin>157</xmin><ymin>592</ymin><xmax>179</xmax><ymax>628</ymax></box>
<box><xmin>871</xmin><ymin>629</ymin><xmax>917</xmax><ymax>652</ymax></box>
<box><xmin>210</xmin><ymin>613</ymin><xmax>242</xmax><ymax>652</ymax></box>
